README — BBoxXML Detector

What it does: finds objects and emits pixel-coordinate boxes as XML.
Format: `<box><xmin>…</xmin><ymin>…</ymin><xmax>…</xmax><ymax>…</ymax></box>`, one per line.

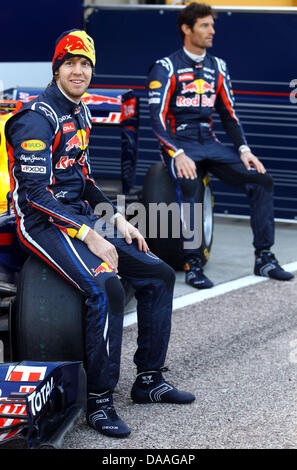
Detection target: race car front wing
<box><xmin>0</xmin><ymin>361</ymin><xmax>86</xmax><ymax>448</ymax></box>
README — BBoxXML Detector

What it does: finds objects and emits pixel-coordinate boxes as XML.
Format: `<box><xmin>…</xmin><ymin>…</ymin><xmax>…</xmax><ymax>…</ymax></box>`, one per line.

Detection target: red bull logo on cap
<box><xmin>91</xmin><ymin>262</ymin><xmax>113</xmax><ymax>276</ymax></box>
<box><xmin>52</xmin><ymin>30</ymin><xmax>96</xmax><ymax>72</ymax></box>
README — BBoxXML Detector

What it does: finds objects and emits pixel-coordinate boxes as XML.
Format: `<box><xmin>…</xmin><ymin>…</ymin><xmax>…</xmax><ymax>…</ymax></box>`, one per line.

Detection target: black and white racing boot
<box><xmin>86</xmin><ymin>391</ymin><xmax>131</xmax><ymax>438</ymax></box>
<box><xmin>254</xmin><ymin>250</ymin><xmax>294</xmax><ymax>281</ymax></box>
<box><xmin>131</xmin><ymin>369</ymin><xmax>195</xmax><ymax>404</ymax></box>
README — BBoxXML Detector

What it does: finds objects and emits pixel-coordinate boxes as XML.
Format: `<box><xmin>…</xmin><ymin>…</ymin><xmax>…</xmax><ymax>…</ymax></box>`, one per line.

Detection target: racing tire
<box><xmin>142</xmin><ymin>162</ymin><xmax>214</xmax><ymax>270</ymax></box>
<box><xmin>12</xmin><ymin>256</ymin><xmax>85</xmax><ymax>362</ymax></box>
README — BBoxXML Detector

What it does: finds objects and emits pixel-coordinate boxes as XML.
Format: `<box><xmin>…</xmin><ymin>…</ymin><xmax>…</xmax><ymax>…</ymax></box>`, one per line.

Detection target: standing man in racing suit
<box><xmin>5</xmin><ymin>29</ymin><xmax>195</xmax><ymax>438</ymax></box>
<box><xmin>147</xmin><ymin>2</ymin><xmax>294</xmax><ymax>289</ymax></box>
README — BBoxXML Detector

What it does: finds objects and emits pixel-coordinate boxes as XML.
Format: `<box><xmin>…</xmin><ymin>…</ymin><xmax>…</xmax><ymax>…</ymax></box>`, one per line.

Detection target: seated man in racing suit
<box><xmin>147</xmin><ymin>2</ymin><xmax>294</xmax><ymax>289</ymax></box>
<box><xmin>5</xmin><ymin>30</ymin><xmax>195</xmax><ymax>438</ymax></box>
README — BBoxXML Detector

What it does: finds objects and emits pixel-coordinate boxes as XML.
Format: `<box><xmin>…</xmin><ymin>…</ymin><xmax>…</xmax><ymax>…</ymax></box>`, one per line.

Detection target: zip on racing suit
<box><xmin>147</xmin><ymin>48</ymin><xmax>274</xmax><ymax>261</ymax></box>
<box><xmin>5</xmin><ymin>80</ymin><xmax>175</xmax><ymax>393</ymax></box>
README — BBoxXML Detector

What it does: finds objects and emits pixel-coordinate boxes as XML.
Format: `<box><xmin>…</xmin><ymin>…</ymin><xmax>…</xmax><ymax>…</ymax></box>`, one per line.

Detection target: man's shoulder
<box><xmin>162</xmin><ymin>47</ymin><xmax>186</xmax><ymax>63</ymax></box>
<box><xmin>205</xmin><ymin>53</ymin><xmax>228</xmax><ymax>73</ymax></box>
<box><xmin>149</xmin><ymin>49</ymin><xmax>185</xmax><ymax>77</ymax></box>
<box><xmin>5</xmin><ymin>94</ymin><xmax>56</xmax><ymax>141</ymax></box>
<box><xmin>22</xmin><ymin>88</ymin><xmax>60</xmax><ymax>132</ymax></box>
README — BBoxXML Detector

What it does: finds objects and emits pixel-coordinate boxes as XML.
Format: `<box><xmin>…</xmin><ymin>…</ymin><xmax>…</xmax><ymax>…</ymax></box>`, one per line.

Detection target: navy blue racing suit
<box><xmin>5</xmin><ymin>81</ymin><xmax>175</xmax><ymax>393</ymax></box>
<box><xmin>147</xmin><ymin>48</ymin><xmax>274</xmax><ymax>260</ymax></box>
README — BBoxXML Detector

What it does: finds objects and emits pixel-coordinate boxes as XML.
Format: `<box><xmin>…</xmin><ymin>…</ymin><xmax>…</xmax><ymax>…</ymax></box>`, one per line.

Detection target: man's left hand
<box><xmin>240</xmin><ymin>151</ymin><xmax>266</xmax><ymax>174</ymax></box>
<box><xmin>115</xmin><ymin>215</ymin><xmax>149</xmax><ymax>252</ymax></box>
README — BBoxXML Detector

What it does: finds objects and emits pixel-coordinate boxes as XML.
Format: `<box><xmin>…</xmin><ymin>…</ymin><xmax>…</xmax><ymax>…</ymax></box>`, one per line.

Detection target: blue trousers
<box><xmin>18</xmin><ymin>211</ymin><xmax>175</xmax><ymax>393</ymax></box>
<box><xmin>162</xmin><ymin>138</ymin><xmax>274</xmax><ymax>261</ymax></box>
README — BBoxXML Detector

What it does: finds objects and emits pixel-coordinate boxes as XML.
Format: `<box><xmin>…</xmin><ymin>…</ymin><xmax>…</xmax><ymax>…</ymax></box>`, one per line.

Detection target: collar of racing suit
<box><xmin>183</xmin><ymin>47</ymin><xmax>206</xmax><ymax>63</ymax></box>
<box><xmin>45</xmin><ymin>80</ymin><xmax>82</xmax><ymax>115</ymax></box>
<box><xmin>56</xmin><ymin>82</ymin><xmax>81</xmax><ymax>105</ymax></box>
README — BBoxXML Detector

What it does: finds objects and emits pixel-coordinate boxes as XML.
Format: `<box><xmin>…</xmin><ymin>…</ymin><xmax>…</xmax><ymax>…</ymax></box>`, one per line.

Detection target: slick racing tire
<box><xmin>142</xmin><ymin>162</ymin><xmax>214</xmax><ymax>270</ymax></box>
<box><xmin>12</xmin><ymin>256</ymin><xmax>85</xmax><ymax>362</ymax></box>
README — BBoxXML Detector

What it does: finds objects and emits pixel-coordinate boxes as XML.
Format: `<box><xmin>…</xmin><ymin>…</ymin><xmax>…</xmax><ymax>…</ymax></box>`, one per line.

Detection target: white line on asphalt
<box><xmin>123</xmin><ymin>261</ymin><xmax>297</xmax><ymax>328</ymax></box>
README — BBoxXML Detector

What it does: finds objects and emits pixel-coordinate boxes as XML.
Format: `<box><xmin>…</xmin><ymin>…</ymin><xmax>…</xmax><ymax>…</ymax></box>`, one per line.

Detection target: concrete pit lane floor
<box><xmin>62</xmin><ymin>216</ymin><xmax>297</xmax><ymax>450</ymax></box>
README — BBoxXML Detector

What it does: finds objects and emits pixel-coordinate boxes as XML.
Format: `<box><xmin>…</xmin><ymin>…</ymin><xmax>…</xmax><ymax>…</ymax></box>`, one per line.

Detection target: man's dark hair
<box><xmin>177</xmin><ymin>2</ymin><xmax>217</xmax><ymax>40</ymax></box>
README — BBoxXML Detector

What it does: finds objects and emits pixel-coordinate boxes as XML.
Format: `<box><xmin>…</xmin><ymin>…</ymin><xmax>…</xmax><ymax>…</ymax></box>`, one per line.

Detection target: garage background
<box><xmin>1</xmin><ymin>1</ymin><xmax>297</xmax><ymax>221</ymax></box>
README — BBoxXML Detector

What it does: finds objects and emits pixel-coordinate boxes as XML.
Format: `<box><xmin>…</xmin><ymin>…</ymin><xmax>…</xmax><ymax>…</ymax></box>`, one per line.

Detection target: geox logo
<box><xmin>96</xmin><ymin>397</ymin><xmax>110</xmax><ymax>404</ymax></box>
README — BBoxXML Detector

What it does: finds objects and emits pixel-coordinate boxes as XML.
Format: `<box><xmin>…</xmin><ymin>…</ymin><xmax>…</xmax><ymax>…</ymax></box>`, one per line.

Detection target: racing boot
<box><xmin>254</xmin><ymin>250</ymin><xmax>294</xmax><ymax>281</ymax></box>
<box><xmin>86</xmin><ymin>391</ymin><xmax>131</xmax><ymax>438</ymax></box>
<box><xmin>131</xmin><ymin>369</ymin><xmax>196</xmax><ymax>404</ymax></box>
<box><xmin>184</xmin><ymin>257</ymin><xmax>213</xmax><ymax>289</ymax></box>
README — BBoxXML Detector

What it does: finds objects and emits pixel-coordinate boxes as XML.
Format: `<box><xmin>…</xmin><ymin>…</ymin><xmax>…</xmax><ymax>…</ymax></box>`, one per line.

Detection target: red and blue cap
<box><xmin>52</xmin><ymin>29</ymin><xmax>96</xmax><ymax>73</ymax></box>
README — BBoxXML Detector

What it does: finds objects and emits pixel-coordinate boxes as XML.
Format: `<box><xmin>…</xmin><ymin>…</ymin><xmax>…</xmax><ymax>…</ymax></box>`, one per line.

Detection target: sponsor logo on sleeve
<box><xmin>20</xmin><ymin>154</ymin><xmax>46</xmax><ymax>163</ymax></box>
<box><xmin>21</xmin><ymin>140</ymin><xmax>46</xmax><ymax>151</ymax></box>
<box><xmin>149</xmin><ymin>80</ymin><xmax>162</xmax><ymax>89</ymax></box>
<box><xmin>21</xmin><ymin>165</ymin><xmax>46</xmax><ymax>174</ymax></box>
<box><xmin>148</xmin><ymin>97</ymin><xmax>161</xmax><ymax>104</ymax></box>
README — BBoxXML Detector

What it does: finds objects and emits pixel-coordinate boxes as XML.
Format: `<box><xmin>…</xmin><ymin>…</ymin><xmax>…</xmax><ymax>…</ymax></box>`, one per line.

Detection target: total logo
<box><xmin>66</xmin><ymin>129</ymin><xmax>88</xmax><ymax>151</ymax></box>
<box><xmin>27</xmin><ymin>377</ymin><xmax>54</xmax><ymax>416</ymax></box>
<box><xmin>91</xmin><ymin>262</ymin><xmax>113</xmax><ymax>276</ymax></box>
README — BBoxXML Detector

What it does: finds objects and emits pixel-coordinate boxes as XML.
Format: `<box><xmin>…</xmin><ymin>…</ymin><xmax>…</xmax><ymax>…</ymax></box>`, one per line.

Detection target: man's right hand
<box><xmin>84</xmin><ymin>229</ymin><xmax>118</xmax><ymax>273</ymax></box>
<box><xmin>174</xmin><ymin>152</ymin><xmax>197</xmax><ymax>179</ymax></box>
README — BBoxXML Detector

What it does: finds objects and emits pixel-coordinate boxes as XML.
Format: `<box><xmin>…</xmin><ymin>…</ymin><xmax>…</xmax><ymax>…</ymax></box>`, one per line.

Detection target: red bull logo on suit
<box><xmin>181</xmin><ymin>79</ymin><xmax>215</xmax><ymax>95</ymax></box>
<box><xmin>177</xmin><ymin>79</ymin><xmax>216</xmax><ymax>107</ymax></box>
<box><xmin>91</xmin><ymin>262</ymin><xmax>113</xmax><ymax>276</ymax></box>
<box><xmin>65</xmin><ymin>130</ymin><xmax>88</xmax><ymax>151</ymax></box>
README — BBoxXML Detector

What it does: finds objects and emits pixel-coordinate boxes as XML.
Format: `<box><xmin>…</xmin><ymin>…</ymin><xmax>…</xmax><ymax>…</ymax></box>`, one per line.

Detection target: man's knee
<box><xmin>179</xmin><ymin>176</ymin><xmax>198</xmax><ymax>198</ymax></box>
<box><xmin>152</xmin><ymin>261</ymin><xmax>176</xmax><ymax>290</ymax></box>
<box><xmin>246</xmin><ymin>172</ymin><xmax>274</xmax><ymax>196</ymax></box>
<box><xmin>258</xmin><ymin>172</ymin><xmax>273</xmax><ymax>192</ymax></box>
<box><xmin>105</xmin><ymin>276</ymin><xmax>125</xmax><ymax>314</ymax></box>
